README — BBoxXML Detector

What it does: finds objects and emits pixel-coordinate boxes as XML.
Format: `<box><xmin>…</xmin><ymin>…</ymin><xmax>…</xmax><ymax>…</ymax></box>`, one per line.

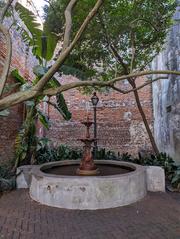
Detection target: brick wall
<box><xmin>45</xmin><ymin>76</ymin><xmax>153</xmax><ymax>156</ymax></box>
<box><xmin>0</xmin><ymin>23</ymin><xmax>154</xmax><ymax>163</ymax></box>
<box><xmin>0</xmin><ymin>23</ymin><xmax>35</xmax><ymax>163</ymax></box>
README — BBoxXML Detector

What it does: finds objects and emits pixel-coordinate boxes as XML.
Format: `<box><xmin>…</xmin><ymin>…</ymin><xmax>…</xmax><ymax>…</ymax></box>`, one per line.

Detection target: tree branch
<box><xmin>112</xmin><ymin>76</ymin><xmax>167</xmax><ymax>94</ymax></box>
<box><xmin>0</xmin><ymin>24</ymin><xmax>12</xmax><ymax>97</ymax></box>
<box><xmin>110</xmin><ymin>86</ymin><xmax>126</xmax><ymax>94</ymax></box>
<box><xmin>43</xmin><ymin>100</ymin><xmax>60</xmax><ymax>112</ymax></box>
<box><xmin>41</xmin><ymin>71</ymin><xmax>180</xmax><ymax>95</ymax></box>
<box><xmin>130</xmin><ymin>31</ymin><xmax>135</xmax><ymax>73</ymax></box>
<box><xmin>127</xmin><ymin>76</ymin><xmax>167</xmax><ymax>93</ymax></box>
<box><xmin>109</xmin><ymin>44</ymin><xmax>129</xmax><ymax>75</ymax></box>
<box><xmin>0</xmin><ymin>0</ymin><xmax>14</xmax><ymax>23</ymax></box>
<box><xmin>62</xmin><ymin>0</ymin><xmax>77</xmax><ymax>52</ymax></box>
<box><xmin>33</xmin><ymin>0</ymin><xmax>104</xmax><ymax>93</ymax></box>
<box><xmin>0</xmin><ymin>70</ymin><xmax>179</xmax><ymax>110</ymax></box>
<box><xmin>130</xmin><ymin>18</ymin><xmax>158</xmax><ymax>32</ymax></box>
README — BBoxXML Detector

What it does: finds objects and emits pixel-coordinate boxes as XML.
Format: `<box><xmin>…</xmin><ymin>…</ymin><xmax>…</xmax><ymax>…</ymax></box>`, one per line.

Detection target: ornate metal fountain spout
<box><xmin>76</xmin><ymin>114</ymin><xmax>99</xmax><ymax>176</ymax></box>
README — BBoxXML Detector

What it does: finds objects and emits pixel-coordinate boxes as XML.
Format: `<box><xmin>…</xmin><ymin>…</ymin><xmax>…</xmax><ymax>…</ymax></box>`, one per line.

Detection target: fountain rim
<box><xmin>31</xmin><ymin>160</ymin><xmax>144</xmax><ymax>179</ymax></box>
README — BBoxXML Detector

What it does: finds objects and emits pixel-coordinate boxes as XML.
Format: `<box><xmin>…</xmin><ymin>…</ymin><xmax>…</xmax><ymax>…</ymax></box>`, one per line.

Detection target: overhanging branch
<box><xmin>112</xmin><ymin>76</ymin><xmax>167</xmax><ymax>94</ymax></box>
<box><xmin>33</xmin><ymin>0</ymin><xmax>104</xmax><ymax>92</ymax></box>
<box><xmin>0</xmin><ymin>70</ymin><xmax>179</xmax><ymax>111</ymax></box>
<box><xmin>62</xmin><ymin>0</ymin><xmax>77</xmax><ymax>52</ymax></box>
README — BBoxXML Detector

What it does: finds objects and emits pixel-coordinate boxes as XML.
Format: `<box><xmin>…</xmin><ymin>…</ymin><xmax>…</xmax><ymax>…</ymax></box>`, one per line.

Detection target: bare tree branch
<box><xmin>0</xmin><ymin>24</ymin><xmax>12</xmax><ymax>97</ymax></box>
<box><xmin>127</xmin><ymin>76</ymin><xmax>167</xmax><ymax>93</ymax></box>
<box><xmin>112</xmin><ymin>76</ymin><xmax>167</xmax><ymax>94</ymax></box>
<box><xmin>0</xmin><ymin>69</ymin><xmax>179</xmax><ymax>111</ymax></box>
<box><xmin>36</xmin><ymin>70</ymin><xmax>180</xmax><ymax>96</ymax></box>
<box><xmin>110</xmin><ymin>85</ymin><xmax>126</xmax><ymax>94</ymax></box>
<box><xmin>62</xmin><ymin>0</ymin><xmax>77</xmax><ymax>52</ymax></box>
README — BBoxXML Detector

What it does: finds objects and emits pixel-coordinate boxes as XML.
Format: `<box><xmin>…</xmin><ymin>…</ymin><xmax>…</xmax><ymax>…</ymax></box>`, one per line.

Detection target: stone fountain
<box><xmin>16</xmin><ymin>114</ymin><xmax>165</xmax><ymax>210</ymax></box>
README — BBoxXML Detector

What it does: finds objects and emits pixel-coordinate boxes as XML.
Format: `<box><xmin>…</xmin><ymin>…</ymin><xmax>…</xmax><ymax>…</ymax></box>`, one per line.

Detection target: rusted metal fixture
<box><xmin>76</xmin><ymin>114</ymin><xmax>99</xmax><ymax>176</ymax></box>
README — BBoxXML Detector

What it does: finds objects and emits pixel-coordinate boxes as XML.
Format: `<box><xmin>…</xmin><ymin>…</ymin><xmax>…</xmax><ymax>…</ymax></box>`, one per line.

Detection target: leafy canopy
<box><xmin>44</xmin><ymin>0</ymin><xmax>176</xmax><ymax>80</ymax></box>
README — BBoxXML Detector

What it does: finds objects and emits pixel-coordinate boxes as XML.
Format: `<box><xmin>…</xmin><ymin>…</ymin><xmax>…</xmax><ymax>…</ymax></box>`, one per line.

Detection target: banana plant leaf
<box><xmin>33</xmin><ymin>65</ymin><xmax>72</xmax><ymax>120</ymax></box>
<box><xmin>56</xmin><ymin>93</ymin><xmax>71</xmax><ymax>120</ymax></box>
<box><xmin>37</xmin><ymin>110</ymin><xmax>50</xmax><ymax>129</ymax></box>
<box><xmin>15</xmin><ymin>2</ymin><xmax>58</xmax><ymax>62</ymax></box>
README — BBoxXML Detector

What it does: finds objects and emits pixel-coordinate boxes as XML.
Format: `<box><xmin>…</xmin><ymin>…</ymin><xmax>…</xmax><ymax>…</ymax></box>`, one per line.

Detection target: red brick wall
<box><xmin>0</xmin><ymin>27</ymin><xmax>35</xmax><ymax>163</ymax></box>
<box><xmin>0</xmin><ymin>23</ymin><xmax>154</xmax><ymax>163</ymax></box>
<box><xmin>45</xmin><ymin>76</ymin><xmax>153</xmax><ymax>156</ymax></box>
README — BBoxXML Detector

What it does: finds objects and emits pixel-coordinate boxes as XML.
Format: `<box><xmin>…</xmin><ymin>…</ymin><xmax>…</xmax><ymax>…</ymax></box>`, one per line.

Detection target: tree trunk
<box><xmin>130</xmin><ymin>80</ymin><xmax>159</xmax><ymax>155</ymax></box>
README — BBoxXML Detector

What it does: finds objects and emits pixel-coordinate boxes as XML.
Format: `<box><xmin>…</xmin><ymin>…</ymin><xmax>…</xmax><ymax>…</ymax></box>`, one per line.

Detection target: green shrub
<box><xmin>0</xmin><ymin>164</ymin><xmax>16</xmax><ymax>192</ymax></box>
<box><xmin>133</xmin><ymin>152</ymin><xmax>175</xmax><ymax>171</ymax></box>
<box><xmin>35</xmin><ymin>141</ymin><xmax>180</xmax><ymax>190</ymax></box>
<box><xmin>95</xmin><ymin>148</ymin><xmax>118</xmax><ymax>160</ymax></box>
<box><xmin>35</xmin><ymin>140</ymin><xmax>83</xmax><ymax>165</ymax></box>
<box><xmin>169</xmin><ymin>165</ymin><xmax>180</xmax><ymax>190</ymax></box>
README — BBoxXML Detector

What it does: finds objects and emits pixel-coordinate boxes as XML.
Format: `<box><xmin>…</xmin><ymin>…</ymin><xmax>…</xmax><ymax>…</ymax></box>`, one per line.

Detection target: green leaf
<box><xmin>56</xmin><ymin>93</ymin><xmax>72</xmax><ymax>120</ymax></box>
<box><xmin>171</xmin><ymin>172</ymin><xmax>180</xmax><ymax>184</ymax></box>
<box><xmin>44</xmin><ymin>0</ymin><xmax>176</xmax><ymax>78</ymax></box>
<box><xmin>43</xmin><ymin>30</ymin><xmax>58</xmax><ymax>61</ymax></box>
<box><xmin>60</xmin><ymin>65</ymin><xmax>92</xmax><ymax>81</ymax></box>
<box><xmin>11</xmin><ymin>69</ymin><xmax>27</xmax><ymax>85</ymax></box>
<box><xmin>15</xmin><ymin>2</ymin><xmax>58</xmax><ymax>62</ymax></box>
<box><xmin>48</xmin><ymin>77</ymin><xmax>61</xmax><ymax>88</ymax></box>
<box><xmin>15</xmin><ymin>3</ymin><xmax>42</xmax><ymax>60</ymax></box>
<box><xmin>41</xmin><ymin>33</ymin><xmax>47</xmax><ymax>60</ymax></box>
<box><xmin>32</xmin><ymin>66</ymin><xmax>61</xmax><ymax>89</ymax></box>
<box><xmin>37</xmin><ymin>110</ymin><xmax>50</xmax><ymax>129</ymax></box>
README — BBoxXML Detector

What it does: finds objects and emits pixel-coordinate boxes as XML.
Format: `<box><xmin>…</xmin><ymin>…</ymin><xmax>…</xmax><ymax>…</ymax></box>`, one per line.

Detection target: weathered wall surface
<box><xmin>152</xmin><ymin>3</ymin><xmax>180</xmax><ymax>163</ymax></box>
<box><xmin>0</xmin><ymin>19</ymin><xmax>35</xmax><ymax>163</ymax></box>
<box><xmin>45</xmin><ymin>76</ymin><xmax>153</xmax><ymax>156</ymax></box>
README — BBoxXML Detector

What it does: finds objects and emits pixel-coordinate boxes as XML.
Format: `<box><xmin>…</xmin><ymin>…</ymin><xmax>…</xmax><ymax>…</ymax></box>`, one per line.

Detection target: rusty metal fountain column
<box><xmin>76</xmin><ymin>115</ymin><xmax>99</xmax><ymax>176</ymax></box>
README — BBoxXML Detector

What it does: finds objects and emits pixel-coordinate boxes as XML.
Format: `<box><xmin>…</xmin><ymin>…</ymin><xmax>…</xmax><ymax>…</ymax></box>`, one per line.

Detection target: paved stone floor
<box><xmin>0</xmin><ymin>190</ymin><xmax>179</xmax><ymax>239</ymax></box>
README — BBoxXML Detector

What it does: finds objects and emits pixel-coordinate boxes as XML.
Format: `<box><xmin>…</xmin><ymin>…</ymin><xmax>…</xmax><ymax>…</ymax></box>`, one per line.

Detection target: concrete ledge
<box><xmin>146</xmin><ymin>166</ymin><xmax>165</xmax><ymax>192</ymax></box>
<box><xmin>16</xmin><ymin>165</ymin><xmax>36</xmax><ymax>189</ymax></box>
<box><xmin>29</xmin><ymin>160</ymin><xmax>147</xmax><ymax>210</ymax></box>
<box><xmin>17</xmin><ymin>162</ymin><xmax>166</xmax><ymax>209</ymax></box>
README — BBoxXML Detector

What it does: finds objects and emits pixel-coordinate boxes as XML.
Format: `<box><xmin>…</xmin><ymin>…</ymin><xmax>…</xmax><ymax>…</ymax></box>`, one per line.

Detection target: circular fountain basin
<box><xmin>30</xmin><ymin>160</ymin><xmax>147</xmax><ymax>210</ymax></box>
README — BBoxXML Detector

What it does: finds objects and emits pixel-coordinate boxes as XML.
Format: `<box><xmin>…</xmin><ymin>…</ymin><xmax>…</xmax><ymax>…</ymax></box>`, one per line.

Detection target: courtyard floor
<box><xmin>0</xmin><ymin>190</ymin><xmax>179</xmax><ymax>239</ymax></box>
